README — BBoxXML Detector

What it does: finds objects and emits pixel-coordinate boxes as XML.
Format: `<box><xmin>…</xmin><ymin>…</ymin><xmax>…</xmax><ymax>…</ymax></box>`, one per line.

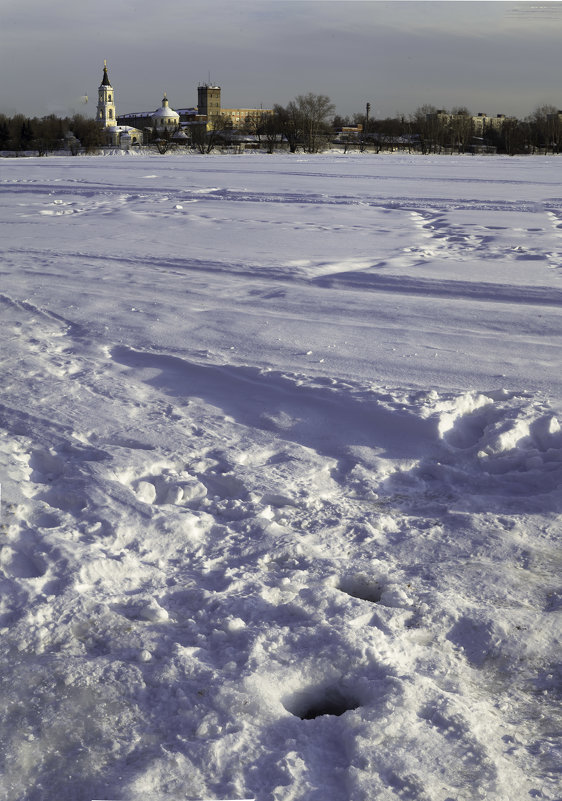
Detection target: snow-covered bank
<box><xmin>0</xmin><ymin>154</ymin><xmax>560</xmax><ymax>801</ymax></box>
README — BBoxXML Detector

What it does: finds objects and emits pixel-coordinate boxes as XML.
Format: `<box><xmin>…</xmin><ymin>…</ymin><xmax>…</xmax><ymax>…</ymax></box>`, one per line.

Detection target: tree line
<box><xmin>154</xmin><ymin>93</ymin><xmax>337</xmax><ymax>154</ymax></box>
<box><xmin>205</xmin><ymin>99</ymin><xmax>562</xmax><ymax>155</ymax></box>
<box><xmin>2</xmin><ymin>97</ymin><xmax>562</xmax><ymax>156</ymax></box>
<box><xmin>348</xmin><ymin>103</ymin><xmax>562</xmax><ymax>155</ymax></box>
<box><xmin>0</xmin><ymin>113</ymin><xmax>104</xmax><ymax>154</ymax></box>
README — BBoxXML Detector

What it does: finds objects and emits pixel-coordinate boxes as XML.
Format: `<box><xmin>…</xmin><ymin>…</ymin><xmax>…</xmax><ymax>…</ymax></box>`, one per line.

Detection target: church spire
<box><xmin>97</xmin><ymin>60</ymin><xmax>116</xmax><ymax>127</ymax></box>
<box><xmin>101</xmin><ymin>59</ymin><xmax>112</xmax><ymax>87</ymax></box>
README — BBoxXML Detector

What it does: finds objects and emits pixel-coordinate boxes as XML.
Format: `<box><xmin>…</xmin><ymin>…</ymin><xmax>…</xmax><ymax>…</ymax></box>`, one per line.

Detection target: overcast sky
<box><xmin>2</xmin><ymin>1</ymin><xmax>562</xmax><ymax>120</ymax></box>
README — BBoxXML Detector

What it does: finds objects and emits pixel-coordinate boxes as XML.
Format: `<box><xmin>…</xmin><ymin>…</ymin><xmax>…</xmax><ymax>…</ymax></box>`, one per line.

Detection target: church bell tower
<box><xmin>97</xmin><ymin>61</ymin><xmax>116</xmax><ymax>127</ymax></box>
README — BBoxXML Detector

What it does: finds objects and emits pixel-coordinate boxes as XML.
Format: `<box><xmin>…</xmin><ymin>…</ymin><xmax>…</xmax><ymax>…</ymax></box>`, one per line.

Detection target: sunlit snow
<box><xmin>0</xmin><ymin>153</ymin><xmax>560</xmax><ymax>801</ymax></box>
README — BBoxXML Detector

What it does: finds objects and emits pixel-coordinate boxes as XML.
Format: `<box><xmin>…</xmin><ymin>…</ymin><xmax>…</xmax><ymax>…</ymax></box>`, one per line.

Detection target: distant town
<box><xmin>3</xmin><ymin>62</ymin><xmax>562</xmax><ymax>156</ymax></box>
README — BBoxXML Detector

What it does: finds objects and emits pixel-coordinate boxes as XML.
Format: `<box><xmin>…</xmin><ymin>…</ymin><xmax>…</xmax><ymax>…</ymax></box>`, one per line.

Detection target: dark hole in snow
<box><xmin>338</xmin><ymin>574</ymin><xmax>383</xmax><ymax>603</ymax></box>
<box><xmin>285</xmin><ymin>684</ymin><xmax>361</xmax><ymax>720</ymax></box>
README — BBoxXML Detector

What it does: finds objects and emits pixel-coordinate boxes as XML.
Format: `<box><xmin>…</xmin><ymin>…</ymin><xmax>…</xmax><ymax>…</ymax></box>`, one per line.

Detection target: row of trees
<box><xmin>204</xmin><ymin>99</ymin><xmax>562</xmax><ymax>156</ymax></box>
<box><xmin>333</xmin><ymin>103</ymin><xmax>562</xmax><ymax>155</ymax></box>
<box><xmin>3</xmin><ymin>99</ymin><xmax>562</xmax><ymax>156</ymax></box>
<box><xmin>0</xmin><ymin>113</ymin><xmax>104</xmax><ymax>154</ymax></box>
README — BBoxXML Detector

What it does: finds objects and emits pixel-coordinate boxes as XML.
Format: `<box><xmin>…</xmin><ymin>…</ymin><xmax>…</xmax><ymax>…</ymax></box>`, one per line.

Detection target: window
<box><xmin>109</xmin><ymin>109</ymin><xmax>113</xmax><ymax>119</ymax></box>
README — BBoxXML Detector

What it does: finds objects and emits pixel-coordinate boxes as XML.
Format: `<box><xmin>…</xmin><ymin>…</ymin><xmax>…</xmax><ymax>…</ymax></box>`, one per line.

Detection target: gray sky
<box><xmin>2</xmin><ymin>1</ymin><xmax>562</xmax><ymax>120</ymax></box>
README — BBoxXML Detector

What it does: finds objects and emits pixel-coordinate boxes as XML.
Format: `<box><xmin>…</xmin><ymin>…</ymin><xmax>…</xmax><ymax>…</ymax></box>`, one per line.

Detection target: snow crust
<box><xmin>0</xmin><ymin>153</ymin><xmax>560</xmax><ymax>801</ymax></box>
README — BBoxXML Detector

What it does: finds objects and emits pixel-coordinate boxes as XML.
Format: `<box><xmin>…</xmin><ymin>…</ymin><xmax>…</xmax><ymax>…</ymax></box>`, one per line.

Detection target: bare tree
<box><xmin>499</xmin><ymin>118</ymin><xmax>530</xmax><ymax>155</ymax></box>
<box><xmin>449</xmin><ymin>107</ymin><xmax>473</xmax><ymax>153</ymax></box>
<box><xmin>273</xmin><ymin>103</ymin><xmax>302</xmax><ymax>153</ymax></box>
<box><xmin>272</xmin><ymin>94</ymin><xmax>335</xmax><ymax>154</ymax></box>
<box><xmin>377</xmin><ymin>117</ymin><xmax>403</xmax><ymax>152</ymax></box>
<box><xmin>191</xmin><ymin>115</ymin><xmax>232</xmax><ymax>154</ymax></box>
<box><xmin>294</xmin><ymin>93</ymin><xmax>335</xmax><ymax>153</ymax></box>
<box><xmin>528</xmin><ymin>104</ymin><xmax>558</xmax><ymax>152</ymax></box>
<box><xmin>259</xmin><ymin>112</ymin><xmax>283</xmax><ymax>154</ymax></box>
<box><xmin>190</xmin><ymin>122</ymin><xmax>208</xmax><ymax>153</ymax></box>
<box><xmin>412</xmin><ymin>105</ymin><xmax>439</xmax><ymax>153</ymax></box>
<box><xmin>241</xmin><ymin>112</ymin><xmax>268</xmax><ymax>148</ymax></box>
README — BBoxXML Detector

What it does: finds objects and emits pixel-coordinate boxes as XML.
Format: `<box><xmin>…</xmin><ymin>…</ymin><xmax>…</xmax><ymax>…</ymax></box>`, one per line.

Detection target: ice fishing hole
<box><xmin>285</xmin><ymin>684</ymin><xmax>361</xmax><ymax>720</ymax></box>
<box><xmin>338</xmin><ymin>574</ymin><xmax>383</xmax><ymax>603</ymax></box>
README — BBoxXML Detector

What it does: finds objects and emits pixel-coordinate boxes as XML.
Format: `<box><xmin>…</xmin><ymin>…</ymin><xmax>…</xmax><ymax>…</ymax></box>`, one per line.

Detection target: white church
<box><xmin>96</xmin><ymin>61</ymin><xmax>191</xmax><ymax>148</ymax></box>
<box><xmin>96</xmin><ymin>61</ymin><xmax>143</xmax><ymax>147</ymax></box>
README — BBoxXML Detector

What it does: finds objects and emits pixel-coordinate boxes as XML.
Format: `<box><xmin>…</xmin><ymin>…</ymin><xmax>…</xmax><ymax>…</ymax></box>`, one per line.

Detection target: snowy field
<box><xmin>0</xmin><ymin>152</ymin><xmax>561</xmax><ymax>801</ymax></box>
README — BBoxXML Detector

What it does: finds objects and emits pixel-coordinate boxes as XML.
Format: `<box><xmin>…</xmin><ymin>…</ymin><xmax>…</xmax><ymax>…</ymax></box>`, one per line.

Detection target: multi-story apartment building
<box><xmin>472</xmin><ymin>113</ymin><xmax>513</xmax><ymax>133</ymax></box>
<box><xmin>426</xmin><ymin>110</ymin><xmax>515</xmax><ymax>136</ymax></box>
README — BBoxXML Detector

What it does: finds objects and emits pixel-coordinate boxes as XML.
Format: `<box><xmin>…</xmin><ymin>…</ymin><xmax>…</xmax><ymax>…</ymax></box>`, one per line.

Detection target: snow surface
<box><xmin>0</xmin><ymin>152</ymin><xmax>560</xmax><ymax>801</ymax></box>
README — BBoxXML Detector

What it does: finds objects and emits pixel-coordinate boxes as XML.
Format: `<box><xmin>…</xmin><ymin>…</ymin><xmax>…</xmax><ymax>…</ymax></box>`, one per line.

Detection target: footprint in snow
<box><xmin>0</xmin><ymin>545</ymin><xmax>47</xmax><ymax>579</ymax></box>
